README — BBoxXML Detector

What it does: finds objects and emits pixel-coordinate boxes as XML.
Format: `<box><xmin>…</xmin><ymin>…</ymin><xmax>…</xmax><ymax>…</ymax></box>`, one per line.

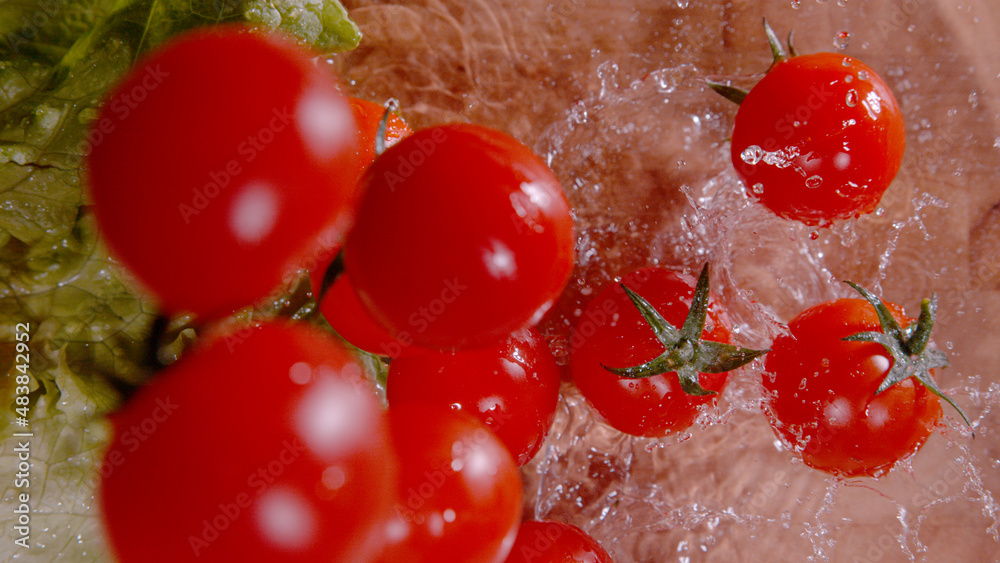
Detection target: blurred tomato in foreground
<box><xmin>99</xmin><ymin>322</ymin><xmax>396</xmax><ymax>562</ymax></box>
<box><xmin>88</xmin><ymin>27</ymin><xmax>360</xmax><ymax>320</ymax></box>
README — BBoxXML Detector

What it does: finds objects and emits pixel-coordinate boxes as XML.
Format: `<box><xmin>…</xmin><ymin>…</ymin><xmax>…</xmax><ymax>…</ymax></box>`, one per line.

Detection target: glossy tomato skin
<box><xmin>99</xmin><ymin>322</ymin><xmax>396</xmax><ymax>562</ymax></box>
<box><xmin>504</xmin><ymin>521</ymin><xmax>613</xmax><ymax>563</ymax></box>
<box><xmin>343</xmin><ymin>97</ymin><xmax>413</xmax><ymax>188</ymax></box>
<box><xmin>570</xmin><ymin>267</ymin><xmax>733</xmax><ymax>437</ymax></box>
<box><xmin>762</xmin><ymin>298</ymin><xmax>943</xmax><ymax>477</ymax></box>
<box><xmin>731</xmin><ymin>53</ymin><xmax>906</xmax><ymax>226</ymax></box>
<box><xmin>343</xmin><ymin>123</ymin><xmax>575</xmax><ymax>350</ymax></box>
<box><xmin>311</xmin><ymin>271</ymin><xmax>422</xmax><ymax>358</ymax></box>
<box><xmin>386</xmin><ymin>327</ymin><xmax>561</xmax><ymax>466</ymax></box>
<box><xmin>87</xmin><ymin>27</ymin><xmax>360</xmax><ymax>319</ymax></box>
<box><xmin>307</xmin><ymin>101</ymin><xmax>414</xmax><ymax>357</ymax></box>
<box><xmin>377</xmin><ymin>404</ymin><xmax>522</xmax><ymax>563</ymax></box>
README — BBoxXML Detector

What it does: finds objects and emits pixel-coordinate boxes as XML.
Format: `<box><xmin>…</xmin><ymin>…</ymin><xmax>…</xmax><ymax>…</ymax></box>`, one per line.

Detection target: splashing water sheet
<box><xmin>2</xmin><ymin>0</ymin><xmax>1000</xmax><ymax>561</ymax></box>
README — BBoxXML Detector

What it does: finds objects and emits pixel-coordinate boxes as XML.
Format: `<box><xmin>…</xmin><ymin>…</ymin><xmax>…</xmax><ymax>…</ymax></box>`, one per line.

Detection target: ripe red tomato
<box><xmin>377</xmin><ymin>404</ymin><xmax>522</xmax><ymax>563</ymax></box>
<box><xmin>386</xmin><ymin>327</ymin><xmax>561</xmax><ymax>466</ymax></box>
<box><xmin>504</xmin><ymin>520</ymin><xmax>613</xmax><ymax>563</ymax></box>
<box><xmin>343</xmin><ymin>123</ymin><xmax>575</xmax><ymax>350</ymax></box>
<box><xmin>728</xmin><ymin>46</ymin><xmax>905</xmax><ymax>226</ymax></box>
<box><xmin>311</xmin><ymin>270</ymin><xmax>421</xmax><ymax>358</ymax></box>
<box><xmin>99</xmin><ymin>322</ymin><xmax>396</xmax><ymax>562</ymax></box>
<box><xmin>762</xmin><ymin>292</ymin><xmax>946</xmax><ymax>477</ymax></box>
<box><xmin>570</xmin><ymin>266</ymin><xmax>758</xmax><ymax>437</ymax></box>
<box><xmin>307</xmin><ymin>99</ymin><xmax>414</xmax><ymax>357</ymax></box>
<box><xmin>343</xmin><ymin>97</ymin><xmax>414</xmax><ymax>188</ymax></box>
<box><xmin>87</xmin><ymin>27</ymin><xmax>360</xmax><ymax>319</ymax></box>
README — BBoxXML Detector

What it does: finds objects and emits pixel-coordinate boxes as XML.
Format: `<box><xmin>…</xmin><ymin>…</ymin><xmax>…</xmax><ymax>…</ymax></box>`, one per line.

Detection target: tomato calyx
<box><xmin>601</xmin><ymin>264</ymin><xmax>768</xmax><ymax>396</ymax></box>
<box><xmin>707</xmin><ymin>17</ymin><xmax>799</xmax><ymax>105</ymax></box>
<box><xmin>841</xmin><ymin>281</ymin><xmax>972</xmax><ymax>429</ymax></box>
<box><xmin>374</xmin><ymin>98</ymin><xmax>400</xmax><ymax>156</ymax></box>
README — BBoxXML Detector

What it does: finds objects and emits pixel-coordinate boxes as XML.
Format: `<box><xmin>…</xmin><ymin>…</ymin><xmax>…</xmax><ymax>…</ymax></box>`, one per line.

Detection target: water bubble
<box><xmin>791</xmin><ymin>0</ymin><xmax>801</xmax><ymax>8</ymax></box>
<box><xmin>845</xmin><ymin>89</ymin><xmax>859</xmax><ymax>107</ymax></box>
<box><xmin>834</xmin><ymin>31</ymin><xmax>851</xmax><ymax>50</ymax></box>
<box><xmin>805</xmin><ymin>175</ymin><xmax>823</xmax><ymax>188</ymax></box>
<box><xmin>741</xmin><ymin>145</ymin><xmax>764</xmax><ymax>165</ymax></box>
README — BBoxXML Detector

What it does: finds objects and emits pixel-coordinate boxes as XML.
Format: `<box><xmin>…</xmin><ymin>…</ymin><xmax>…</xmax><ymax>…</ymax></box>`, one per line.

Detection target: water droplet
<box><xmin>791</xmin><ymin>0</ymin><xmax>802</xmax><ymax>7</ymax></box>
<box><xmin>798</xmin><ymin>378</ymin><xmax>808</xmax><ymax>390</ymax></box>
<box><xmin>810</xmin><ymin>231</ymin><xmax>820</xmax><ymax>240</ymax></box>
<box><xmin>844</xmin><ymin>75</ymin><xmax>854</xmax><ymax>83</ymax></box>
<box><xmin>858</xmin><ymin>70</ymin><xmax>870</xmax><ymax>81</ymax></box>
<box><xmin>842</xmin><ymin>57</ymin><xmax>852</xmax><ymax>67</ymax></box>
<box><xmin>741</xmin><ymin>145</ymin><xmax>764</xmax><ymax>165</ymax></box>
<box><xmin>907</xmin><ymin>24</ymin><xmax>917</xmax><ymax>32</ymax></box>
<box><xmin>875</xmin><ymin>207</ymin><xmax>885</xmax><ymax>216</ymax></box>
<box><xmin>805</xmin><ymin>175</ymin><xmax>823</xmax><ymax>188</ymax></box>
<box><xmin>845</xmin><ymin>89</ymin><xmax>859</xmax><ymax>107</ymax></box>
<box><xmin>751</xmin><ymin>183</ymin><xmax>764</xmax><ymax>195</ymax></box>
<box><xmin>838</xmin><ymin>0</ymin><xmax>848</xmax><ymax>6</ymax></box>
<box><xmin>834</xmin><ymin>31</ymin><xmax>851</xmax><ymax>50</ymax></box>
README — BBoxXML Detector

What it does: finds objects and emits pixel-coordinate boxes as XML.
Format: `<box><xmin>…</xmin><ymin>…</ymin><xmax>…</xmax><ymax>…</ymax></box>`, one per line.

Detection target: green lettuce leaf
<box><xmin>0</xmin><ymin>1</ymin><xmax>360</xmax><ymax>558</ymax></box>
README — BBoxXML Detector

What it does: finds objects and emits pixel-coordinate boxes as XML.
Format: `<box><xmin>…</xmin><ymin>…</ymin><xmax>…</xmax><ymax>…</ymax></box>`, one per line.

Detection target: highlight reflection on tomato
<box><xmin>99</xmin><ymin>322</ymin><xmax>396</xmax><ymax>562</ymax></box>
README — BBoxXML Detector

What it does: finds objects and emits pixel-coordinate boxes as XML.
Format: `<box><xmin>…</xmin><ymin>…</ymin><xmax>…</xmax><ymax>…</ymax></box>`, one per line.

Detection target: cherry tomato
<box><xmin>307</xmin><ymin>100</ymin><xmax>413</xmax><ymax>357</ymax></box>
<box><xmin>87</xmin><ymin>27</ymin><xmax>360</xmax><ymax>319</ymax></box>
<box><xmin>377</xmin><ymin>404</ymin><xmax>522</xmax><ymax>563</ymax></box>
<box><xmin>99</xmin><ymin>322</ymin><xmax>396</xmax><ymax>562</ymax></box>
<box><xmin>343</xmin><ymin>123</ymin><xmax>575</xmax><ymax>350</ymax></box>
<box><xmin>570</xmin><ymin>267</ymin><xmax>744</xmax><ymax>437</ymax></box>
<box><xmin>344</xmin><ymin>97</ymin><xmax>413</xmax><ymax>185</ymax></box>
<box><xmin>386</xmin><ymin>327</ymin><xmax>561</xmax><ymax>466</ymax></box>
<box><xmin>762</xmin><ymin>292</ymin><xmax>945</xmax><ymax>477</ymax></box>
<box><xmin>504</xmin><ymin>520</ymin><xmax>613</xmax><ymax>563</ymax></box>
<box><xmin>728</xmin><ymin>37</ymin><xmax>905</xmax><ymax>226</ymax></box>
<box><xmin>311</xmin><ymin>270</ymin><xmax>421</xmax><ymax>358</ymax></box>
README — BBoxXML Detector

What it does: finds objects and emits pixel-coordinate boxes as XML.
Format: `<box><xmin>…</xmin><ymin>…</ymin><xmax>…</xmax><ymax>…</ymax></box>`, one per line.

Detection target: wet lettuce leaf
<box><xmin>0</xmin><ymin>1</ymin><xmax>359</xmax><ymax>559</ymax></box>
<box><xmin>0</xmin><ymin>0</ymin><xmax>360</xmax><ymax>421</ymax></box>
